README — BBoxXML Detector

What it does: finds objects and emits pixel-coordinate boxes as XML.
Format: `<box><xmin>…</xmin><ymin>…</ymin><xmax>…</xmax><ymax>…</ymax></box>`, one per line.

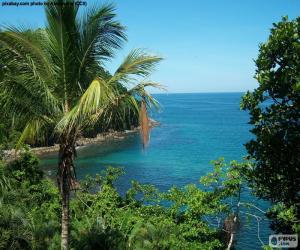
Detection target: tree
<box><xmin>241</xmin><ymin>16</ymin><xmax>300</xmax><ymax>234</ymax></box>
<box><xmin>1</xmin><ymin>154</ymin><xmax>242</xmax><ymax>249</ymax></box>
<box><xmin>0</xmin><ymin>1</ymin><xmax>162</xmax><ymax>249</ymax></box>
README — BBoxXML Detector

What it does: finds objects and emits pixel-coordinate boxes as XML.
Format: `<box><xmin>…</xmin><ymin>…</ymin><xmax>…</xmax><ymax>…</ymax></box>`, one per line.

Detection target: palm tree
<box><xmin>0</xmin><ymin>1</ymin><xmax>162</xmax><ymax>249</ymax></box>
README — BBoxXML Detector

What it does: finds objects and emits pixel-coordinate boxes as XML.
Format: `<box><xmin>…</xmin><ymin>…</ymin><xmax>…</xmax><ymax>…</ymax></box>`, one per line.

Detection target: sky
<box><xmin>0</xmin><ymin>0</ymin><xmax>299</xmax><ymax>93</ymax></box>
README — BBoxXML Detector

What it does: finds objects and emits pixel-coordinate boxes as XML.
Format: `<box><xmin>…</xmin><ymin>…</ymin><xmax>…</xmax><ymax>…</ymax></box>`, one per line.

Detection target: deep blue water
<box><xmin>41</xmin><ymin>93</ymin><xmax>272</xmax><ymax>249</ymax></box>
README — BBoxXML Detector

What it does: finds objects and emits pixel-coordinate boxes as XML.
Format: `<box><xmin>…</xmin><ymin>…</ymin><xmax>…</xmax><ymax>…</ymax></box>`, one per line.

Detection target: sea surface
<box><xmin>41</xmin><ymin>92</ymin><xmax>272</xmax><ymax>249</ymax></box>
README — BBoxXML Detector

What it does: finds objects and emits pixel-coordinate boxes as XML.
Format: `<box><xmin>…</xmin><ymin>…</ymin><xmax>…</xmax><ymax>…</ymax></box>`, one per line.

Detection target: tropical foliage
<box><xmin>0</xmin><ymin>1</ymin><xmax>163</xmax><ymax>248</ymax></box>
<box><xmin>0</xmin><ymin>0</ymin><xmax>299</xmax><ymax>248</ymax></box>
<box><xmin>0</xmin><ymin>151</ymin><xmax>252</xmax><ymax>250</ymax></box>
<box><xmin>241</xmin><ymin>16</ymin><xmax>300</xmax><ymax>234</ymax></box>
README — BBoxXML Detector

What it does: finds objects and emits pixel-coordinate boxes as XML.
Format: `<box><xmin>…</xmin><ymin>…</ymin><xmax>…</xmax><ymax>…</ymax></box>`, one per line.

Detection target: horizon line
<box><xmin>151</xmin><ymin>91</ymin><xmax>248</xmax><ymax>95</ymax></box>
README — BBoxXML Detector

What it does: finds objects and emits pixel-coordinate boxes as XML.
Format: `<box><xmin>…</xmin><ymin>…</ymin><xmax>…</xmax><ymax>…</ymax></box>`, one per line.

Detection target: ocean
<box><xmin>41</xmin><ymin>92</ymin><xmax>272</xmax><ymax>249</ymax></box>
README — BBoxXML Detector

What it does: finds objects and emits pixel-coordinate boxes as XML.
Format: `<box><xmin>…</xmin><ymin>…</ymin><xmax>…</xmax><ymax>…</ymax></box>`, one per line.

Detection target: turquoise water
<box><xmin>41</xmin><ymin>93</ymin><xmax>272</xmax><ymax>249</ymax></box>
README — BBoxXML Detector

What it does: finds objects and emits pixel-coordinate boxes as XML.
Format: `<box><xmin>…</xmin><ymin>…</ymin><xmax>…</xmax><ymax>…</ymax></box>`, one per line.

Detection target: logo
<box><xmin>269</xmin><ymin>234</ymin><xmax>298</xmax><ymax>248</ymax></box>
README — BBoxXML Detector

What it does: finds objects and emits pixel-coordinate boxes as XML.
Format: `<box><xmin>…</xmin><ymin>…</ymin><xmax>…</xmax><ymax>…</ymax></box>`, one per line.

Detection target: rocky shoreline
<box><xmin>3</xmin><ymin>119</ymin><xmax>160</xmax><ymax>159</ymax></box>
<box><xmin>32</xmin><ymin>128</ymin><xmax>139</xmax><ymax>156</ymax></box>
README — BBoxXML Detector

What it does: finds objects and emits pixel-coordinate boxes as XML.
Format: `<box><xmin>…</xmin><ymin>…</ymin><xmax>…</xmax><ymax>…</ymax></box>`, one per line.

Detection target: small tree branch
<box><xmin>239</xmin><ymin>211</ymin><xmax>265</xmax><ymax>246</ymax></box>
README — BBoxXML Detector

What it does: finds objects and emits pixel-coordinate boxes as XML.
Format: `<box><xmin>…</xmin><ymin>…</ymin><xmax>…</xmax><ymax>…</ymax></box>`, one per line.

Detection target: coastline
<box><xmin>33</xmin><ymin>128</ymin><xmax>139</xmax><ymax>156</ymax></box>
<box><xmin>3</xmin><ymin>119</ymin><xmax>160</xmax><ymax>159</ymax></box>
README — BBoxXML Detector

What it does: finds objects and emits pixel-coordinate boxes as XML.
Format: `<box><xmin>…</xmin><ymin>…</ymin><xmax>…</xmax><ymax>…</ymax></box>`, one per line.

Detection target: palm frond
<box><xmin>16</xmin><ymin>117</ymin><xmax>54</xmax><ymax>148</ymax></box>
<box><xmin>95</xmin><ymin>81</ymin><xmax>164</xmax><ymax>146</ymax></box>
<box><xmin>0</xmin><ymin>28</ymin><xmax>59</xmax><ymax>114</ymax></box>
<box><xmin>0</xmin><ymin>27</ymin><xmax>53</xmax><ymax>76</ymax></box>
<box><xmin>109</xmin><ymin>49</ymin><xmax>162</xmax><ymax>85</ymax></box>
<box><xmin>56</xmin><ymin>77</ymin><xmax>112</xmax><ymax>135</ymax></box>
<box><xmin>129</xmin><ymin>82</ymin><xmax>165</xmax><ymax>110</ymax></box>
<box><xmin>45</xmin><ymin>0</ymin><xmax>80</xmax><ymax>108</ymax></box>
<box><xmin>94</xmin><ymin>92</ymin><xmax>139</xmax><ymax>132</ymax></box>
<box><xmin>78</xmin><ymin>3</ymin><xmax>126</xmax><ymax>86</ymax></box>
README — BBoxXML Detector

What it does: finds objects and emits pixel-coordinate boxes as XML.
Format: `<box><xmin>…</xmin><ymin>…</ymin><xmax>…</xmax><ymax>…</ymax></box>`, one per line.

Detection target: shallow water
<box><xmin>41</xmin><ymin>92</ymin><xmax>272</xmax><ymax>249</ymax></box>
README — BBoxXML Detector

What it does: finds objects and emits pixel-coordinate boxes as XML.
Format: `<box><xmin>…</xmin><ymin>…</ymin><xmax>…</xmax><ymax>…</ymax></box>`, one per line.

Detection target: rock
<box><xmin>3</xmin><ymin>120</ymin><xmax>161</xmax><ymax>160</ymax></box>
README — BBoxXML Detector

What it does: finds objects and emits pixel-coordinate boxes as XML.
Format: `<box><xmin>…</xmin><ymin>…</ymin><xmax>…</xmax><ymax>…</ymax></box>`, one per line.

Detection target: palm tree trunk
<box><xmin>58</xmin><ymin>140</ymin><xmax>76</xmax><ymax>250</ymax></box>
<box><xmin>61</xmin><ymin>187</ymin><xmax>70</xmax><ymax>250</ymax></box>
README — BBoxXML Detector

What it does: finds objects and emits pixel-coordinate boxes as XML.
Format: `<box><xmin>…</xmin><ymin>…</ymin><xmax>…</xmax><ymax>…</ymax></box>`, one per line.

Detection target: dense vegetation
<box><xmin>0</xmin><ymin>1</ymin><xmax>162</xmax><ymax>248</ymax></box>
<box><xmin>0</xmin><ymin>0</ymin><xmax>299</xmax><ymax>249</ymax></box>
<box><xmin>241</xmin><ymin>16</ymin><xmax>300</xmax><ymax>235</ymax></box>
<box><xmin>0</xmin><ymin>151</ymin><xmax>248</xmax><ymax>249</ymax></box>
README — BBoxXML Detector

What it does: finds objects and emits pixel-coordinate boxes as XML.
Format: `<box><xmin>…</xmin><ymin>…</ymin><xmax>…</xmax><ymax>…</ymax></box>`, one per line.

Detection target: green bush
<box><xmin>0</xmin><ymin>153</ymin><xmax>251</xmax><ymax>249</ymax></box>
